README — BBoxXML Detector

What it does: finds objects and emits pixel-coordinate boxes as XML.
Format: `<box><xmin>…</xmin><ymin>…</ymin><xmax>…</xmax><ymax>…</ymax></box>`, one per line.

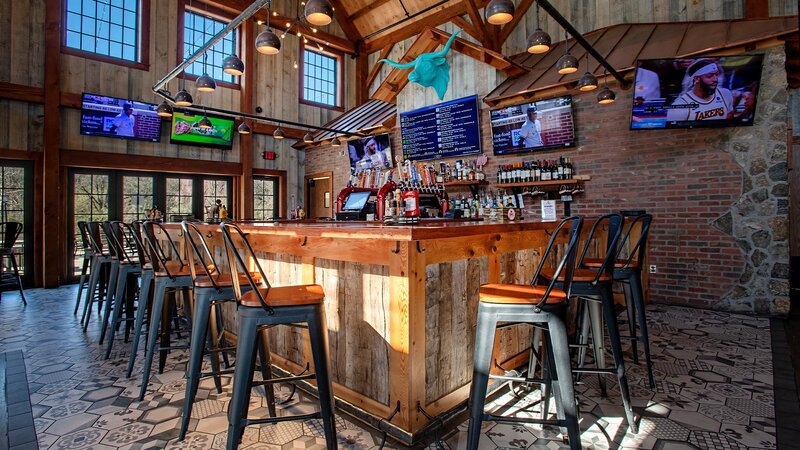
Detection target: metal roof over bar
<box><xmin>302</xmin><ymin>99</ymin><xmax>398</xmax><ymax>146</ymax></box>
<box><xmin>484</xmin><ymin>16</ymin><xmax>799</xmax><ymax>107</ymax></box>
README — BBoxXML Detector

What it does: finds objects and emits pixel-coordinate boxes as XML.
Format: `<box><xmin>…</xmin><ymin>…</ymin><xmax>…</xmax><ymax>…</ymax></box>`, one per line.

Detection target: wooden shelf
<box><xmin>496</xmin><ymin>177</ymin><xmax>590</xmax><ymax>189</ymax></box>
<box><xmin>442</xmin><ymin>180</ymin><xmax>488</xmax><ymax>187</ymax></box>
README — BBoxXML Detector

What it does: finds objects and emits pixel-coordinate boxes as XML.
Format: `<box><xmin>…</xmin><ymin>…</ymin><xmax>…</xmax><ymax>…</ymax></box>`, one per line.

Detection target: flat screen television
<box><xmin>400</xmin><ymin>95</ymin><xmax>481</xmax><ymax>161</ymax></box>
<box><xmin>80</xmin><ymin>93</ymin><xmax>162</xmax><ymax>142</ymax></box>
<box><xmin>347</xmin><ymin>133</ymin><xmax>393</xmax><ymax>171</ymax></box>
<box><xmin>631</xmin><ymin>54</ymin><xmax>763</xmax><ymax>129</ymax></box>
<box><xmin>170</xmin><ymin>110</ymin><xmax>235</xmax><ymax>150</ymax></box>
<box><xmin>490</xmin><ymin>95</ymin><xmax>575</xmax><ymax>155</ymax></box>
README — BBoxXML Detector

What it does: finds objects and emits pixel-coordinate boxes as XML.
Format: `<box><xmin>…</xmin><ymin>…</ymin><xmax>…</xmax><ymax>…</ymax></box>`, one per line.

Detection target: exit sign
<box><xmin>262</xmin><ymin>151</ymin><xmax>276</xmax><ymax>160</ymax></box>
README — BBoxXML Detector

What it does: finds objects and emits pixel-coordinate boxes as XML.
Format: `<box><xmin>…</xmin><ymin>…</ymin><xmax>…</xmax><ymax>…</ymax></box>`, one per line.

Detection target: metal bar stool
<box><xmin>136</xmin><ymin>220</ymin><xmax>198</xmax><ymax>401</ymax></box>
<box><xmin>178</xmin><ymin>220</ymin><xmax>277</xmax><ymax>441</ymax></box>
<box><xmin>539</xmin><ymin>214</ymin><xmax>639</xmax><ymax>434</ymax></box>
<box><xmin>0</xmin><ymin>222</ymin><xmax>26</xmax><ymax>305</ymax></box>
<box><xmin>74</xmin><ymin>221</ymin><xmax>93</xmax><ymax>314</ymax></box>
<box><xmin>81</xmin><ymin>221</ymin><xmax>113</xmax><ymax>331</ymax></box>
<box><xmin>467</xmin><ymin>216</ymin><xmax>583</xmax><ymax>450</ymax></box>
<box><xmin>126</xmin><ymin>220</ymin><xmax>156</xmax><ymax>378</ymax></box>
<box><xmin>583</xmin><ymin>213</ymin><xmax>655</xmax><ymax>388</ymax></box>
<box><xmin>220</xmin><ymin>222</ymin><xmax>337</xmax><ymax>450</ymax></box>
<box><xmin>102</xmin><ymin>221</ymin><xmax>143</xmax><ymax>359</ymax></box>
<box><xmin>99</xmin><ymin>221</ymin><xmax>124</xmax><ymax>345</ymax></box>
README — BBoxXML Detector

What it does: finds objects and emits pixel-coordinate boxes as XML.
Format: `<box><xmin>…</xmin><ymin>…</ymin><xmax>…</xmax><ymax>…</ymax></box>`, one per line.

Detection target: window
<box><xmin>0</xmin><ymin>161</ymin><xmax>33</xmax><ymax>283</ymax></box>
<box><xmin>122</xmin><ymin>175</ymin><xmax>154</xmax><ymax>223</ymax></box>
<box><xmin>71</xmin><ymin>172</ymin><xmax>110</xmax><ymax>274</ymax></box>
<box><xmin>301</xmin><ymin>46</ymin><xmax>342</xmax><ymax>109</ymax></box>
<box><xmin>166</xmin><ymin>177</ymin><xmax>194</xmax><ymax>220</ymax></box>
<box><xmin>64</xmin><ymin>0</ymin><xmax>145</xmax><ymax>65</ymax></box>
<box><xmin>253</xmin><ymin>177</ymin><xmax>278</xmax><ymax>220</ymax></box>
<box><xmin>203</xmin><ymin>179</ymin><xmax>229</xmax><ymax>220</ymax></box>
<box><xmin>183</xmin><ymin>9</ymin><xmax>237</xmax><ymax>84</ymax></box>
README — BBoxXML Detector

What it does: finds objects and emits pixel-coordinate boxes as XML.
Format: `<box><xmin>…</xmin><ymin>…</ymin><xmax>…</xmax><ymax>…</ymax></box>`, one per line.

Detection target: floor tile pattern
<box><xmin>0</xmin><ymin>286</ymin><xmax>779</xmax><ymax>449</ymax></box>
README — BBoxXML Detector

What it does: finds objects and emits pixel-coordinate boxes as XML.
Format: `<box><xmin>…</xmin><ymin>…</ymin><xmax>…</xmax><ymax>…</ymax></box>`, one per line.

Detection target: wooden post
<box><xmin>744</xmin><ymin>0</ymin><xmax>768</xmax><ymax>19</ymax></box>
<box><xmin>239</xmin><ymin>19</ymin><xmax>255</xmax><ymax>220</ymax></box>
<box><xmin>43</xmin><ymin>0</ymin><xmax>62</xmax><ymax>287</ymax></box>
<box><xmin>355</xmin><ymin>41</ymin><xmax>369</xmax><ymax>105</ymax></box>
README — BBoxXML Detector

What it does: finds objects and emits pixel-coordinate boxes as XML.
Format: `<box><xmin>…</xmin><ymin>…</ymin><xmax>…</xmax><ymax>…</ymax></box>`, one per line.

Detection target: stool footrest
<box><xmin>155</xmin><ymin>344</ymin><xmax>189</xmax><ymax>351</ymax></box>
<box><xmin>483</xmin><ymin>413</ymin><xmax>564</xmax><ymax>427</ymax></box>
<box><xmin>207</xmin><ymin>346</ymin><xmax>237</xmax><ymax>353</ymax></box>
<box><xmin>201</xmin><ymin>369</ymin><xmax>235</xmax><ymax>378</ymax></box>
<box><xmin>252</xmin><ymin>373</ymin><xmax>315</xmax><ymax>386</ymax></box>
<box><xmin>573</xmin><ymin>367</ymin><xmax>617</xmax><ymax>375</ymax></box>
<box><xmin>244</xmin><ymin>412</ymin><xmax>320</xmax><ymax>426</ymax></box>
<box><xmin>488</xmin><ymin>374</ymin><xmax>546</xmax><ymax>384</ymax></box>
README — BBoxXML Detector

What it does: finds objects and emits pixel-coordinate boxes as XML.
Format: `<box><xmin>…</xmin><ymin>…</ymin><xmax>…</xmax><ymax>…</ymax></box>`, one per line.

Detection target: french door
<box><xmin>0</xmin><ymin>160</ymin><xmax>33</xmax><ymax>285</ymax></box>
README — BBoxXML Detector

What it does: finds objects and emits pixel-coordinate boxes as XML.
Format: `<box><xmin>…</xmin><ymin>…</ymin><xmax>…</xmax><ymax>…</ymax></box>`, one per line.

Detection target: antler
<box><xmin>430</xmin><ymin>29</ymin><xmax>462</xmax><ymax>58</ymax></box>
<box><xmin>378</xmin><ymin>58</ymin><xmax>416</xmax><ymax>69</ymax></box>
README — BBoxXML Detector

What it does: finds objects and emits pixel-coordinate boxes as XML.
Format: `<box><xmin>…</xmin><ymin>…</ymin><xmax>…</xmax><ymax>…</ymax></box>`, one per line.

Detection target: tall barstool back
<box><xmin>81</xmin><ymin>221</ymin><xmax>114</xmax><ymax>330</ymax></box>
<box><xmin>615</xmin><ymin>213</ymin><xmax>653</xmax><ymax>270</ymax></box>
<box><xmin>0</xmin><ymin>222</ymin><xmax>25</xmax><ymax>305</ymax></box>
<box><xmin>220</xmin><ymin>222</ymin><xmax>271</xmax><ymax>310</ymax></box>
<box><xmin>142</xmin><ymin>220</ymin><xmax>187</xmax><ymax>280</ymax></box>
<box><xmin>74</xmin><ymin>221</ymin><xmax>94</xmax><ymax>314</ymax></box>
<box><xmin>101</xmin><ymin>221</ymin><xmax>145</xmax><ymax>355</ymax></box>
<box><xmin>182</xmin><ymin>221</ymin><xmax>222</xmax><ymax>290</ymax></box>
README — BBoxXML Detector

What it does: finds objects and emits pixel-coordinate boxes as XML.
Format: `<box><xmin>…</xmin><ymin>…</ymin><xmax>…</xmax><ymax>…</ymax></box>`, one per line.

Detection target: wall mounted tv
<box><xmin>348</xmin><ymin>134</ymin><xmax>394</xmax><ymax>171</ymax></box>
<box><xmin>490</xmin><ymin>95</ymin><xmax>575</xmax><ymax>156</ymax></box>
<box><xmin>80</xmin><ymin>93</ymin><xmax>162</xmax><ymax>142</ymax></box>
<box><xmin>170</xmin><ymin>110</ymin><xmax>235</xmax><ymax>150</ymax></box>
<box><xmin>400</xmin><ymin>95</ymin><xmax>481</xmax><ymax>161</ymax></box>
<box><xmin>631</xmin><ymin>54</ymin><xmax>763</xmax><ymax>129</ymax></box>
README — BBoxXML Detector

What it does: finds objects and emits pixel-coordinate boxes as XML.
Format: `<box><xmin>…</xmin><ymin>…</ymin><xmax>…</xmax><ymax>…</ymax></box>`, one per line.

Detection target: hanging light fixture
<box><xmin>303</xmin><ymin>130</ymin><xmax>314</xmax><ymax>143</ymax></box>
<box><xmin>556</xmin><ymin>31</ymin><xmax>578</xmax><ymax>74</ymax></box>
<box><xmin>597</xmin><ymin>71</ymin><xmax>616</xmax><ymax>104</ymax></box>
<box><xmin>526</xmin><ymin>3</ymin><xmax>551</xmax><ymax>54</ymax></box>
<box><xmin>485</xmin><ymin>0</ymin><xmax>515</xmax><ymax>25</ymax></box>
<box><xmin>156</xmin><ymin>89</ymin><xmax>173</xmax><ymax>117</ymax></box>
<box><xmin>331</xmin><ymin>136</ymin><xmax>341</xmax><ymax>147</ymax></box>
<box><xmin>576</xmin><ymin>54</ymin><xmax>598</xmax><ymax>91</ymax></box>
<box><xmin>198</xmin><ymin>113</ymin><xmax>213</xmax><ymax>129</ymax></box>
<box><xmin>237</xmin><ymin>121</ymin><xmax>251</xmax><ymax>134</ymax></box>
<box><xmin>174</xmin><ymin>89</ymin><xmax>193</xmax><ymax>107</ymax></box>
<box><xmin>304</xmin><ymin>0</ymin><xmax>333</xmax><ymax>26</ymax></box>
<box><xmin>196</xmin><ymin>53</ymin><xmax>216</xmax><ymax>92</ymax></box>
<box><xmin>223</xmin><ymin>54</ymin><xmax>244</xmax><ymax>76</ymax></box>
<box><xmin>273</xmin><ymin>127</ymin><xmax>285</xmax><ymax>139</ymax></box>
<box><xmin>256</xmin><ymin>1</ymin><xmax>281</xmax><ymax>55</ymax></box>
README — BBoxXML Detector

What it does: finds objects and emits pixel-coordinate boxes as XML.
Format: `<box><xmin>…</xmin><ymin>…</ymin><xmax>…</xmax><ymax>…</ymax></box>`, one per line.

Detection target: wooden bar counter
<box><xmin>160</xmin><ymin>219</ymin><xmax>562</xmax><ymax>445</ymax></box>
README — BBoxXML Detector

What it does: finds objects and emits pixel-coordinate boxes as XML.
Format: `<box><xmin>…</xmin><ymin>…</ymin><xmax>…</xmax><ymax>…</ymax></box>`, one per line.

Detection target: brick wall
<box><xmin>305</xmin><ymin>46</ymin><xmax>790</xmax><ymax>314</ymax></box>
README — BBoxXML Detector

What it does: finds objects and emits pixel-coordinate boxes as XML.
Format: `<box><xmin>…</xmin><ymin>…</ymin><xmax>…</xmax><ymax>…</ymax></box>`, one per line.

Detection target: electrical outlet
<box><xmin>649</xmin><ymin>265</ymin><xmax>657</xmax><ymax>274</ymax></box>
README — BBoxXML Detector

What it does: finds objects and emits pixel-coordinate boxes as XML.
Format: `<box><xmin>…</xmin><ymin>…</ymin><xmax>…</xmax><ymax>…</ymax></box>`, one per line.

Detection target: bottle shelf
<box><xmin>496</xmin><ymin>177</ymin><xmax>590</xmax><ymax>189</ymax></box>
<box><xmin>442</xmin><ymin>180</ymin><xmax>489</xmax><ymax>187</ymax></box>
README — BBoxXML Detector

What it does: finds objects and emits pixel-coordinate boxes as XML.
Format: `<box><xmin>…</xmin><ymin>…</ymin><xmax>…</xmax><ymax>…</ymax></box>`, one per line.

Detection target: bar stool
<box><xmin>99</xmin><ymin>221</ymin><xmax>124</xmax><ymax>345</ymax></box>
<box><xmin>220</xmin><ymin>222</ymin><xmax>337</xmax><ymax>450</ymax></box>
<box><xmin>82</xmin><ymin>221</ymin><xmax>113</xmax><ymax>331</ymax></box>
<box><xmin>126</xmin><ymin>220</ymin><xmax>156</xmax><ymax>378</ymax></box>
<box><xmin>74</xmin><ymin>221</ymin><xmax>93</xmax><ymax>315</ymax></box>
<box><xmin>467</xmin><ymin>216</ymin><xmax>583</xmax><ymax>450</ymax></box>
<box><xmin>539</xmin><ymin>214</ymin><xmax>638</xmax><ymax>434</ymax></box>
<box><xmin>583</xmin><ymin>213</ymin><xmax>654</xmax><ymax>388</ymax></box>
<box><xmin>102</xmin><ymin>221</ymin><xmax>143</xmax><ymax>359</ymax></box>
<box><xmin>178</xmin><ymin>221</ymin><xmax>276</xmax><ymax>441</ymax></box>
<box><xmin>136</xmin><ymin>221</ymin><xmax>198</xmax><ymax>401</ymax></box>
<box><xmin>0</xmin><ymin>222</ymin><xmax>26</xmax><ymax>304</ymax></box>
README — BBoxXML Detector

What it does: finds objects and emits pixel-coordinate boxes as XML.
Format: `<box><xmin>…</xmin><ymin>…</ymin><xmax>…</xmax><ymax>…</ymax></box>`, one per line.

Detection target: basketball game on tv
<box><xmin>631</xmin><ymin>55</ymin><xmax>764</xmax><ymax>129</ymax></box>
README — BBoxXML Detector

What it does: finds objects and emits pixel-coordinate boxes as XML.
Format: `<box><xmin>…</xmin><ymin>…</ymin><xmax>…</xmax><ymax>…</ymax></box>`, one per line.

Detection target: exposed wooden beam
<box><xmin>365</xmin><ymin>44</ymin><xmax>395</xmax><ymax>94</ymax></box>
<box><xmin>240</xmin><ymin>19</ymin><xmax>255</xmax><ymax>220</ymax></box>
<box><xmin>745</xmin><ymin>0</ymin><xmax>769</xmax><ymax>18</ymax></box>
<box><xmin>44</xmin><ymin>0</ymin><xmax>62</xmax><ymax>287</ymax></box>
<box><xmin>251</xmin><ymin>122</ymin><xmax>308</xmax><ymax>140</ymax></box>
<box><xmin>61</xmin><ymin>150</ymin><xmax>243</xmax><ymax>175</ymax></box>
<box><xmin>349</xmin><ymin>0</ymin><xmax>394</xmax><ymax>21</ymax></box>
<box><xmin>464</xmin><ymin>0</ymin><xmax>489</xmax><ymax>47</ymax></box>
<box><xmin>355</xmin><ymin>41</ymin><xmax>370</xmax><ymax>104</ymax></box>
<box><xmin>451</xmin><ymin>15</ymin><xmax>481</xmax><ymax>42</ymax></box>
<box><xmin>428</xmin><ymin>27</ymin><xmax>526</xmax><ymax>76</ymax></box>
<box><xmin>0</xmin><ymin>82</ymin><xmax>44</xmax><ymax>103</ymax></box>
<box><xmin>498</xmin><ymin>0</ymin><xmax>534</xmax><ymax>46</ymax></box>
<box><xmin>371</xmin><ymin>28</ymin><xmax>441</xmax><ymax>102</ymax></box>
<box><xmin>329</xmin><ymin>0</ymin><xmax>362</xmax><ymax>40</ymax></box>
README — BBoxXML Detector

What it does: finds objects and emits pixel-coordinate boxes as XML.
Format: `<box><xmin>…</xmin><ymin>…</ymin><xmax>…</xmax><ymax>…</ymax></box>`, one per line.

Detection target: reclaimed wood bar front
<box><xmin>158</xmin><ymin>220</ymin><xmax>564</xmax><ymax>444</ymax></box>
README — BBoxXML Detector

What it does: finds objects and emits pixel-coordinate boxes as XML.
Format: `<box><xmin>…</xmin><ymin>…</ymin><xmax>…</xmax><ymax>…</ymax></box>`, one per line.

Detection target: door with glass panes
<box><xmin>0</xmin><ymin>160</ymin><xmax>33</xmax><ymax>285</ymax></box>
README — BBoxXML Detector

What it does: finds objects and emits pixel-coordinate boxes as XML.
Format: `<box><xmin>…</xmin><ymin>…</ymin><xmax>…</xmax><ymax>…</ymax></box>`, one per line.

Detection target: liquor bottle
<box><xmin>566</xmin><ymin>158</ymin><xmax>574</xmax><ymax>179</ymax></box>
<box><xmin>534</xmin><ymin>161</ymin><xmax>541</xmax><ymax>181</ymax></box>
<box><xmin>541</xmin><ymin>161</ymin><xmax>550</xmax><ymax>181</ymax></box>
<box><xmin>558</xmin><ymin>156</ymin><xmax>565</xmax><ymax>180</ymax></box>
<box><xmin>469</xmin><ymin>163</ymin><xmax>476</xmax><ymax>181</ymax></box>
<box><xmin>523</xmin><ymin>162</ymin><xmax>531</xmax><ymax>182</ymax></box>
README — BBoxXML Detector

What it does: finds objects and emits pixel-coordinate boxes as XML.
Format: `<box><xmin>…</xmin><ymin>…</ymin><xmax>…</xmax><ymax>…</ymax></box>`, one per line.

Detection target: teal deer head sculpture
<box><xmin>379</xmin><ymin>29</ymin><xmax>462</xmax><ymax>100</ymax></box>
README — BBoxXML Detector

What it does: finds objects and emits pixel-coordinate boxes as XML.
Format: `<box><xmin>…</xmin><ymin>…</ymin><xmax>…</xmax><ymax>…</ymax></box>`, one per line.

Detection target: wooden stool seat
<box><xmin>479</xmin><ymin>283</ymin><xmax>567</xmax><ymax>305</ymax></box>
<box><xmin>582</xmin><ymin>257</ymin><xmax>638</xmax><ymax>269</ymax></box>
<box><xmin>240</xmin><ymin>284</ymin><xmax>325</xmax><ymax>308</ymax></box>
<box><xmin>540</xmin><ymin>267</ymin><xmax>613</xmax><ymax>283</ymax></box>
<box><xmin>153</xmin><ymin>261</ymin><xmax>215</xmax><ymax>277</ymax></box>
<box><xmin>194</xmin><ymin>272</ymin><xmax>263</xmax><ymax>289</ymax></box>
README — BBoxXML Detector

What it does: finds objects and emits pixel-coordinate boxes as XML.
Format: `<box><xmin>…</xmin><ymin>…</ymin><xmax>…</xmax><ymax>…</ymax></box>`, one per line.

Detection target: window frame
<box><xmin>61</xmin><ymin>0</ymin><xmax>151</xmax><ymax>71</ymax></box>
<box><xmin>299</xmin><ymin>42</ymin><xmax>344</xmax><ymax>112</ymax></box>
<box><xmin>176</xmin><ymin>0</ymin><xmax>242</xmax><ymax>90</ymax></box>
<box><xmin>252</xmin><ymin>175</ymin><xmax>280</xmax><ymax>221</ymax></box>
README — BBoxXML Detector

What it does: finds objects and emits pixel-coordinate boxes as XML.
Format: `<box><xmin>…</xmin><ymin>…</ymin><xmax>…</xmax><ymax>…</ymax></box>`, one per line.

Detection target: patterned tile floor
<box><xmin>0</xmin><ymin>285</ymin><xmax>777</xmax><ymax>449</ymax></box>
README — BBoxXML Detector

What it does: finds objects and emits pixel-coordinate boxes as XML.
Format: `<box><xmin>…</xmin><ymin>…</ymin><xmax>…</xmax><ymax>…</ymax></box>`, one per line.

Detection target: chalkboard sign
<box><xmin>400</xmin><ymin>95</ymin><xmax>481</xmax><ymax>161</ymax></box>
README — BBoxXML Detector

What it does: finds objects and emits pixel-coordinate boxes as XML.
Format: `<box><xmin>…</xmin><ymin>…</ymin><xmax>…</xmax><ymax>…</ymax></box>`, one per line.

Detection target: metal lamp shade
<box><xmin>273</xmin><ymin>128</ymin><xmax>285</xmax><ymax>139</ymax></box>
<box><xmin>303</xmin><ymin>132</ymin><xmax>314</xmax><ymax>143</ymax></box>
<box><xmin>556</xmin><ymin>53</ymin><xmax>579</xmax><ymax>74</ymax></box>
<box><xmin>237</xmin><ymin>122</ymin><xmax>251</xmax><ymax>134</ymax></box>
<box><xmin>597</xmin><ymin>86</ymin><xmax>616</xmax><ymax>104</ymax></box>
<box><xmin>156</xmin><ymin>100</ymin><xmax>173</xmax><ymax>117</ymax></box>
<box><xmin>174</xmin><ymin>89</ymin><xmax>193</xmax><ymax>107</ymax></box>
<box><xmin>331</xmin><ymin>136</ymin><xmax>341</xmax><ymax>147</ymax></box>
<box><xmin>256</xmin><ymin>29</ymin><xmax>281</xmax><ymax>55</ymax></box>
<box><xmin>304</xmin><ymin>0</ymin><xmax>333</xmax><ymax>26</ymax></box>
<box><xmin>526</xmin><ymin>29</ymin><xmax>551</xmax><ymax>54</ymax></box>
<box><xmin>576</xmin><ymin>71</ymin><xmax>598</xmax><ymax>91</ymax></box>
<box><xmin>198</xmin><ymin>116</ymin><xmax>213</xmax><ymax>129</ymax></box>
<box><xmin>196</xmin><ymin>73</ymin><xmax>216</xmax><ymax>92</ymax></box>
<box><xmin>223</xmin><ymin>54</ymin><xmax>244</xmax><ymax>76</ymax></box>
<box><xmin>485</xmin><ymin>0</ymin><xmax>514</xmax><ymax>25</ymax></box>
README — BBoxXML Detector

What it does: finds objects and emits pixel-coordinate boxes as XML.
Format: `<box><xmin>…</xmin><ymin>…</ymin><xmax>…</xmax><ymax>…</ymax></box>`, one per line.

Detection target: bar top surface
<box><xmin>180</xmin><ymin>219</ymin><xmax>560</xmax><ymax>241</ymax></box>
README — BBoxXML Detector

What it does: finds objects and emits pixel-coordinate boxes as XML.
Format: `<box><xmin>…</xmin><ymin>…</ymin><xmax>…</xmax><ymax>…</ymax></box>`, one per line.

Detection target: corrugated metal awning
<box><xmin>306</xmin><ymin>99</ymin><xmax>397</xmax><ymax>145</ymax></box>
<box><xmin>485</xmin><ymin>16</ymin><xmax>798</xmax><ymax>107</ymax></box>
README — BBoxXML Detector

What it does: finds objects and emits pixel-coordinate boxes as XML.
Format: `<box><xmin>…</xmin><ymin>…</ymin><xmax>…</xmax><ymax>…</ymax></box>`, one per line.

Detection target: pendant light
<box><xmin>223</xmin><ymin>54</ymin><xmax>245</xmax><ymax>76</ymax></box>
<box><xmin>526</xmin><ymin>3</ymin><xmax>551</xmax><ymax>54</ymax></box>
<box><xmin>303</xmin><ymin>130</ymin><xmax>314</xmax><ymax>143</ymax></box>
<box><xmin>198</xmin><ymin>110</ymin><xmax>213</xmax><ymax>129</ymax></box>
<box><xmin>485</xmin><ymin>0</ymin><xmax>515</xmax><ymax>25</ymax></box>
<box><xmin>556</xmin><ymin>31</ymin><xmax>578</xmax><ymax>75</ymax></box>
<box><xmin>174</xmin><ymin>88</ymin><xmax>193</xmax><ymax>107</ymax></box>
<box><xmin>196</xmin><ymin>53</ymin><xmax>216</xmax><ymax>92</ymax></box>
<box><xmin>576</xmin><ymin>54</ymin><xmax>598</xmax><ymax>92</ymax></box>
<box><xmin>256</xmin><ymin>1</ymin><xmax>281</xmax><ymax>55</ymax></box>
<box><xmin>273</xmin><ymin>127</ymin><xmax>285</xmax><ymax>139</ymax></box>
<box><xmin>331</xmin><ymin>136</ymin><xmax>341</xmax><ymax>147</ymax></box>
<box><xmin>597</xmin><ymin>71</ymin><xmax>616</xmax><ymax>104</ymax></box>
<box><xmin>156</xmin><ymin>89</ymin><xmax>174</xmax><ymax>117</ymax></box>
<box><xmin>237</xmin><ymin>121</ymin><xmax>251</xmax><ymax>134</ymax></box>
<box><xmin>304</xmin><ymin>0</ymin><xmax>333</xmax><ymax>26</ymax></box>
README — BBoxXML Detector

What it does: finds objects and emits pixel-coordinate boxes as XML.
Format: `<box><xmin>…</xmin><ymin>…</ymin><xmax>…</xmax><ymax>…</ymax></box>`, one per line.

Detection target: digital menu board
<box><xmin>400</xmin><ymin>95</ymin><xmax>481</xmax><ymax>161</ymax></box>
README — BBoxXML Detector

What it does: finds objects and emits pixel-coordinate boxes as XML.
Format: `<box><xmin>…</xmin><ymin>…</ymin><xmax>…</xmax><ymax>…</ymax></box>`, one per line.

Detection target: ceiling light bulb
<box><xmin>237</xmin><ymin>121</ymin><xmax>251</xmax><ymax>134</ymax></box>
<box><xmin>273</xmin><ymin>128</ymin><xmax>285</xmax><ymax>139</ymax></box>
<box><xmin>526</xmin><ymin>28</ymin><xmax>551</xmax><ymax>54</ymax></box>
<box><xmin>198</xmin><ymin>116</ymin><xmax>213</xmax><ymax>129</ymax></box>
<box><xmin>257</xmin><ymin>20</ymin><xmax>263</xmax><ymax>25</ymax></box>
<box><xmin>303</xmin><ymin>131</ymin><xmax>314</xmax><ymax>143</ymax></box>
<box><xmin>196</xmin><ymin>73</ymin><xmax>216</xmax><ymax>92</ymax></box>
<box><xmin>485</xmin><ymin>0</ymin><xmax>515</xmax><ymax>25</ymax></box>
<box><xmin>556</xmin><ymin>53</ymin><xmax>579</xmax><ymax>74</ymax></box>
<box><xmin>255</xmin><ymin>29</ymin><xmax>281</xmax><ymax>55</ymax></box>
<box><xmin>222</xmin><ymin>54</ymin><xmax>244</xmax><ymax>76</ymax></box>
<box><xmin>156</xmin><ymin>100</ymin><xmax>173</xmax><ymax>117</ymax></box>
<box><xmin>304</xmin><ymin>0</ymin><xmax>333</xmax><ymax>26</ymax></box>
<box><xmin>577</xmin><ymin>71</ymin><xmax>598</xmax><ymax>91</ymax></box>
<box><xmin>174</xmin><ymin>89</ymin><xmax>193</xmax><ymax>107</ymax></box>
<box><xmin>597</xmin><ymin>86</ymin><xmax>616</xmax><ymax>104</ymax></box>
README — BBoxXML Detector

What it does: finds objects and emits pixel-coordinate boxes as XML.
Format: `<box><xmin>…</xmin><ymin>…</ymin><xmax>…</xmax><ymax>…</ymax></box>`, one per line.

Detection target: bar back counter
<box><xmin>156</xmin><ymin>219</ymin><xmax>592</xmax><ymax>445</ymax></box>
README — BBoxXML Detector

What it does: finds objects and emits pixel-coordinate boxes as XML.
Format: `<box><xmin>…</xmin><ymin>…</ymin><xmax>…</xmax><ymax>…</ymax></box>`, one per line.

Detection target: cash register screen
<box><xmin>342</xmin><ymin>191</ymin><xmax>371</xmax><ymax>211</ymax></box>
